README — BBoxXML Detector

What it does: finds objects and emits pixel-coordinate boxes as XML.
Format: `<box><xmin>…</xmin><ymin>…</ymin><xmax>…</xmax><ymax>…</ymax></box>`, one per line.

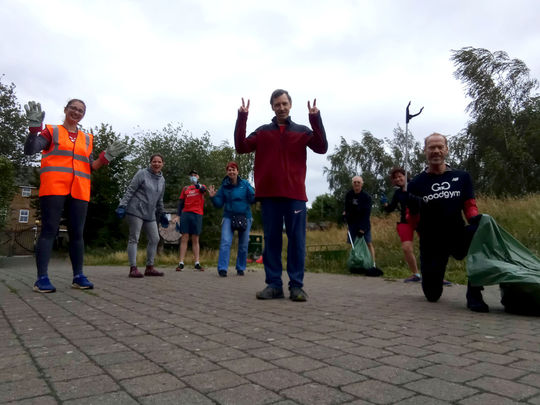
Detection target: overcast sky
<box><xmin>2</xmin><ymin>0</ymin><xmax>539</xmax><ymax>202</ymax></box>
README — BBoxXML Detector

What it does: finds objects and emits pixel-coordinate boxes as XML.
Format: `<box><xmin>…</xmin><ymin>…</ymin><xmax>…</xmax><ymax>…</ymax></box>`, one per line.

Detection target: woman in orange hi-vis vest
<box><xmin>24</xmin><ymin>99</ymin><xmax>127</xmax><ymax>293</ymax></box>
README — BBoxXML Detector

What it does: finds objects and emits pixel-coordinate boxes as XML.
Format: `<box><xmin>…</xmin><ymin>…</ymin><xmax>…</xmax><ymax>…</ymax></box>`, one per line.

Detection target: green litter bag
<box><xmin>467</xmin><ymin>214</ymin><xmax>540</xmax><ymax>315</ymax></box>
<box><xmin>347</xmin><ymin>236</ymin><xmax>375</xmax><ymax>273</ymax></box>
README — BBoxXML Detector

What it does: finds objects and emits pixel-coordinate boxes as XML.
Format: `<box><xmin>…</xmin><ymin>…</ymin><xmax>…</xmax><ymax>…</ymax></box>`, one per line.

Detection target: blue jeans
<box><xmin>217</xmin><ymin>217</ymin><xmax>253</xmax><ymax>272</ymax></box>
<box><xmin>260</xmin><ymin>198</ymin><xmax>306</xmax><ymax>289</ymax></box>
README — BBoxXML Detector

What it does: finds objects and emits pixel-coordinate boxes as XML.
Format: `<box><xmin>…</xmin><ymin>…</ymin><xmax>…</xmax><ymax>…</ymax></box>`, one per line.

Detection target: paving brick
<box><xmin>464</xmin><ymin>351</ymin><xmax>519</xmax><ymax>365</ymax></box>
<box><xmin>163</xmin><ymin>356</ymin><xmax>221</xmax><ymax>377</ymax></box>
<box><xmin>304</xmin><ymin>365</ymin><xmax>365</xmax><ymax>386</ymax></box>
<box><xmin>4</xmin><ymin>395</ymin><xmax>59</xmax><ymax>405</ymax></box>
<box><xmin>458</xmin><ymin>392</ymin><xmax>524</xmax><ymax>405</ymax></box>
<box><xmin>120</xmin><ymin>372</ymin><xmax>185</xmax><ymax>397</ymax></box>
<box><xmin>43</xmin><ymin>362</ymin><xmax>104</xmax><ymax>382</ymax></box>
<box><xmin>519</xmin><ymin>373</ymin><xmax>540</xmax><ymax>389</ymax></box>
<box><xmin>421</xmin><ymin>353</ymin><xmax>477</xmax><ymax>367</ymax></box>
<box><xmin>466</xmin><ymin>376</ymin><xmax>539</xmax><ymax>401</ymax></box>
<box><xmin>63</xmin><ymin>391</ymin><xmax>139</xmax><ymax>404</ymax></box>
<box><xmin>208</xmin><ymin>383</ymin><xmax>282</xmax><ymax>405</ymax></box>
<box><xmin>404</xmin><ymin>377</ymin><xmax>478</xmax><ymax>401</ymax></box>
<box><xmin>140</xmin><ymin>388</ymin><xmax>215</xmax><ymax>405</ymax></box>
<box><xmin>282</xmin><ymin>382</ymin><xmax>353</xmax><ymax>405</ymax></box>
<box><xmin>247</xmin><ymin>368</ymin><xmax>310</xmax><ymax>390</ymax></box>
<box><xmin>0</xmin><ymin>377</ymin><xmax>50</xmax><ymax>402</ymax></box>
<box><xmin>343</xmin><ymin>345</ymin><xmax>394</xmax><ymax>359</ymax></box>
<box><xmin>219</xmin><ymin>356</ymin><xmax>276</xmax><ymax>374</ymax></box>
<box><xmin>464</xmin><ymin>361</ymin><xmax>529</xmax><ymax>379</ymax></box>
<box><xmin>271</xmin><ymin>355</ymin><xmax>326</xmax><ymax>372</ymax></box>
<box><xmin>0</xmin><ymin>363</ymin><xmax>39</xmax><ymax>382</ymax></box>
<box><xmin>0</xmin><ymin>354</ymin><xmax>34</xmax><ymax>369</ymax></box>
<box><xmin>394</xmin><ymin>395</ymin><xmax>452</xmax><ymax>404</ymax></box>
<box><xmin>90</xmin><ymin>350</ymin><xmax>145</xmax><ymax>366</ymax></box>
<box><xmin>104</xmin><ymin>359</ymin><xmax>164</xmax><ymax>380</ymax></box>
<box><xmin>360</xmin><ymin>365</ymin><xmax>423</xmax><ymax>384</ymax></box>
<box><xmin>247</xmin><ymin>346</ymin><xmax>296</xmax><ymax>360</ymax></box>
<box><xmin>52</xmin><ymin>374</ymin><xmax>119</xmax><ymax>401</ymax></box>
<box><xmin>417</xmin><ymin>364</ymin><xmax>482</xmax><ymax>383</ymax></box>
<box><xmin>528</xmin><ymin>394</ymin><xmax>540</xmax><ymax>405</ymax></box>
<box><xmin>291</xmin><ymin>344</ymin><xmax>344</xmax><ymax>360</ymax></box>
<box><xmin>181</xmin><ymin>368</ymin><xmax>247</xmax><ymax>393</ymax></box>
<box><xmin>342</xmin><ymin>380</ymin><xmax>414</xmax><ymax>404</ymax></box>
<box><xmin>324</xmin><ymin>354</ymin><xmax>381</xmax><ymax>371</ymax></box>
<box><xmin>378</xmin><ymin>354</ymin><xmax>433</xmax><ymax>370</ymax></box>
<box><xmin>386</xmin><ymin>344</ymin><xmax>435</xmax><ymax>357</ymax></box>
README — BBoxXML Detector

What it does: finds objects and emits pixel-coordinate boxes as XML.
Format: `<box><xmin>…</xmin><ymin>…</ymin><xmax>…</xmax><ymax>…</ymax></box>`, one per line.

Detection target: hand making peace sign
<box><xmin>307</xmin><ymin>99</ymin><xmax>319</xmax><ymax>115</ymax></box>
<box><xmin>238</xmin><ymin>98</ymin><xmax>250</xmax><ymax>113</ymax></box>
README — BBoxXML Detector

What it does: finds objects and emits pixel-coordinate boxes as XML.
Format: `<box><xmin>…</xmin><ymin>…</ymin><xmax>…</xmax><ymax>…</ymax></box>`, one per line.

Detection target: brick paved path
<box><xmin>1</xmin><ymin>257</ymin><xmax>539</xmax><ymax>404</ymax></box>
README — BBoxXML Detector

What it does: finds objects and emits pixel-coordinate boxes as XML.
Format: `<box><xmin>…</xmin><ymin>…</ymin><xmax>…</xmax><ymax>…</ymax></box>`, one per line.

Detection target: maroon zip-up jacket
<box><xmin>234</xmin><ymin>111</ymin><xmax>328</xmax><ymax>201</ymax></box>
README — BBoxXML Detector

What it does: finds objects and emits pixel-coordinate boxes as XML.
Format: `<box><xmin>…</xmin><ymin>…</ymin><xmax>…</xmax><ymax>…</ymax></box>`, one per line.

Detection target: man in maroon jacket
<box><xmin>234</xmin><ymin>89</ymin><xmax>328</xmax><ymax>301</ymax></box>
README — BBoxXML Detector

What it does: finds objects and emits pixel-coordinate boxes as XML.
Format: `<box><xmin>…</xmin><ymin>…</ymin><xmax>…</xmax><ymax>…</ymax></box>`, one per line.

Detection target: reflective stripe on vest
<box><xmin>39</xmin><ymin>125</ymin><xmax>93</xmax><ymax>201</ymax></box>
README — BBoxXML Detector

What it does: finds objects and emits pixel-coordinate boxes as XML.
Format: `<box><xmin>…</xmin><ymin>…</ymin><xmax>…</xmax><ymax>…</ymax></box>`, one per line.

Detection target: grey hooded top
<box><xmin>119</xmin><ymin>168</ymin><xmax>165</xmax><ymax>221</ymax></box>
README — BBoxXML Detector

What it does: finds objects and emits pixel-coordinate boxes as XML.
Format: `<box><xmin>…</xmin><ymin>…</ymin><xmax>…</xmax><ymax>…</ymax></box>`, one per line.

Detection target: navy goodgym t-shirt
<box><xmin>408</xmin><ymin>168</ymin><xmax>475</xmax><ymax>234</ymax></box>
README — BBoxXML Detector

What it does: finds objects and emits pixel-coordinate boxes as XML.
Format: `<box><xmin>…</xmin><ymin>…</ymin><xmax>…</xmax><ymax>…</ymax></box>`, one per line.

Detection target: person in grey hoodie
<box><xmin>116</xmin><ymin>154</ymin><xmax>169</xmax><ymax>278</ymax></box>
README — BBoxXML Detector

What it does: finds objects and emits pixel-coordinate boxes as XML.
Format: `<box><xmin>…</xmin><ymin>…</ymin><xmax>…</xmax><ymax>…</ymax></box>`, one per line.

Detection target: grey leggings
<box><xmin>126</xmin><ymin>214</ymin><xmax>160</xmax><ymax>267</ymax></box>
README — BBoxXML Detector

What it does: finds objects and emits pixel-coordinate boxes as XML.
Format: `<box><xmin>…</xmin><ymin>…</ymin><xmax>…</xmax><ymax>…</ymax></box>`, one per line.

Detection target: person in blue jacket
<box><xmin>208</xmin><ymin>162</ymin><xmax>255</xmax><ymax>277</ymax></box>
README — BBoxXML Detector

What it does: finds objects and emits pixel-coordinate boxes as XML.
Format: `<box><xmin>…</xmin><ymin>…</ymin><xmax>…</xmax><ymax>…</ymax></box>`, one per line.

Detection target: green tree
<box><xmin>0</xmin><ymin>157</ymin><xmax>15</xmax><ymax>229</ymax></box>
<box><xmin>451</xmin><ymin>47</ymin><xmax>540</xmax><ymax>195</ymax></box>
<box><xmin>383</xmin><ymin>125</ymin><xmax>424</xmax><ymax>180</ymax></box>
<box><xmin>307</xmin><ymin>193</ymin><xmax>342</xmax><ymax>223</ymax></box>
<box><xmin>85</xmin><ymin>123</ymin><xmax>132</xmax><ymax>248</ymax></box>
<box><xmin>129</xmin><ymin>125</ymin><xmax>256</xmax><ymax>248</ymax></box>
<box><xmin>0</xmin><ymin>76</ymin><xmax>34</xmax><ymax>172</ymax></box>
<box><xmin>0</xmin><ymin>76</ymin><xmax>36</xmax><ymax>230</ymax></box>
<box><xmin>324</xmin><ymin>132</ymin><xmax>394</xmax><ymax>203</ymax></box>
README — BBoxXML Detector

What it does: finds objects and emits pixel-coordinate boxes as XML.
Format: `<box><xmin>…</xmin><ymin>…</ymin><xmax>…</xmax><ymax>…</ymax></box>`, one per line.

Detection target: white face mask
<box><xmin>190</xmin><ymin>176</ymin><xmax>198</xmax><ymax>184</ymax></box>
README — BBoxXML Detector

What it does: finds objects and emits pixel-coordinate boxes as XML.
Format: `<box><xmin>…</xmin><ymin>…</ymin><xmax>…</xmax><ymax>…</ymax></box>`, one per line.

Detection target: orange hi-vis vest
<box><xmin>39</xmin><ymin>124</ymin><xmax>93</xmax><ymax>201</ymax></box>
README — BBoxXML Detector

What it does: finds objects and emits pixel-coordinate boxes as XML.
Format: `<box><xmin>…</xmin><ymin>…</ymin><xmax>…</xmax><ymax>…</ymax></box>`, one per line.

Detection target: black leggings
<box><xmin>36</xmin><ymin>195</ymin><xmax>88</xmax><ymax>277</ymax></box>
<box><xmin>419</xmin><ymin>224</ymin><xmax>479</xmax><ymax>302</ymax></box>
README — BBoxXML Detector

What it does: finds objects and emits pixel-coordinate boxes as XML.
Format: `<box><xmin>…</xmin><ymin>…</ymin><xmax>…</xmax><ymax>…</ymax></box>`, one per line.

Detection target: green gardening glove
<box><xmin>104</xmin><ymin>140</ymin><xmax>128</xmax><ymax>161</ymax></box>
<box><xmin>24</xmin><ymin>101</ymin><xmax>45</xmax><ymax>128</ymax></box>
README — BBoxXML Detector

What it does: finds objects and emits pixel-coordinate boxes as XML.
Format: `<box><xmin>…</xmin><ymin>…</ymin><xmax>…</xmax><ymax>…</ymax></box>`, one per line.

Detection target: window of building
<box><xmin>21</xmin><ymin>187</ymin><xmax>32</xmax><ymax>197</ymax></box>
<box><xmin>19</xmin><ymin>209</ymin><xmax>29</xmax><ymax>223</ymax></box>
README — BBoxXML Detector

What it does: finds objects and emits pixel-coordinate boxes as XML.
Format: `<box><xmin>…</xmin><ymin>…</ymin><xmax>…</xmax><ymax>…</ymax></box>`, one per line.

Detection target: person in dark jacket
<box><xmin>234</xmin><ymin>89</ymin><xmax>328</xmax><ymax>301</ymax></box>
<box><xmin>208</xmin><ymin>162</ymin><xmax>255</xmax><ymax>277</ymax></box>
<box><xmin>407</xmin><ymin>133</ymin><xmax>487</xmax><ymax>312</ymax></box>
<box><xmin>117</xmin><ymin>154</ymin><xmax>168</xmax><ymax>278</ymax></box>
<box><xmin>382</xmin><ymin>167</ymin><xmax>421</xmax><ymax>282</ymax></box>
<box><xmin>344</xmin><ymin>176</ymin><xmax>376</xmax><ymax>265</ymax></box>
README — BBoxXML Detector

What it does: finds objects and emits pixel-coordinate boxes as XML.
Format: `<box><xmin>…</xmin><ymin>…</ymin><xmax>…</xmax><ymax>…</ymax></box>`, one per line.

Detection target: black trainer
<box><xmin>466</xmin><ymin>288</ymin><xmax>489</xmax><ymax>313</ymax></box>
<box><xmin>289</xmin><ymin>287</ymin><xmax>308</xmax><ymax>302</ymax></box>
<box><xmin>256</xmin><ymin>286</ymin><xmax>284</xmax><ymax>300</ymax></box>
<box><xmin>194</xmin><ymin>263</ymin><xmax>204</xmax><ymax>271</ymax></box>
<box><xmin>218</xmin><ymin>270</ymin><xmax>227</xmax><ymax>277</ymax></box>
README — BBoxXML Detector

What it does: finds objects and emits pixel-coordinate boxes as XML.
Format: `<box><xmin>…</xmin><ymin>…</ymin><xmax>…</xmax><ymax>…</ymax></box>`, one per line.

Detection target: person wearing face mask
<box><xmin>116</xmin><ymin>154</ymin><xmax>168</xmax><ymax>278</ymax></box>
<box><xmin>23</xmin><ymin>99</ymin><xmax>127</xmax><ymax>293</ymax></box>
<box><xmin>175</xmin><ymin>170</ymin><xmax>207</xmax><ymax>271</ymax></box>
<box><xmin>208</xmin><ymin>162</ymin><xmax>255</xmax><ymax>277</ymax></box>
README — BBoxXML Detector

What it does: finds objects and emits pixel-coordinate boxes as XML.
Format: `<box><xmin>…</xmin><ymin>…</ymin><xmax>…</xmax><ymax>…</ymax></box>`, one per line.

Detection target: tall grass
<box><xmin>86</xmin><ymin>194</ymin><xmax>539</xmax><ymax>283</ymax></box>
